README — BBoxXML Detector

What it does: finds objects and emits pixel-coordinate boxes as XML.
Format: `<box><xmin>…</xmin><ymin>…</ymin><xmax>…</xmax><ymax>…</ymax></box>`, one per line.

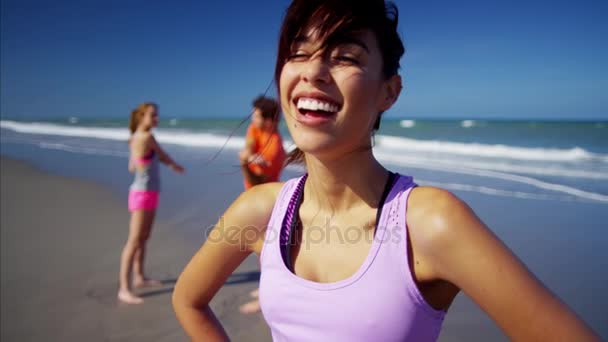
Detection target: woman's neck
<box><xmin>135</xmin><ymin>127</ymin><xmax>151</xmax><ymax>134</ymax></box>
<box><xmin>261</xmin><ymin>124</ymin><xmax>277</xmax><ymax>133</ymax></box>
<box><xmin>303</xmin><ymin>149</ymin><xmax>389</xmax><ymax>213</ymax></box>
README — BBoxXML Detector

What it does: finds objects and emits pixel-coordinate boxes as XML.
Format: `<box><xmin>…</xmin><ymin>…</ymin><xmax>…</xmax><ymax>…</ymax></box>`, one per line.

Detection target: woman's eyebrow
<box><xmin>327</xmin><ymin>35</ymin><xmax>370</xmax><ymax>53</ymax></box>
<box><xmin>292</xmin><ymin>34</ymin><xmax>370</xmax><ymax>53</ymax></box>
<box><xmin>292</xmin><ymin>35</ymin><xmax>309</xmax><ymax>46</ymax></box>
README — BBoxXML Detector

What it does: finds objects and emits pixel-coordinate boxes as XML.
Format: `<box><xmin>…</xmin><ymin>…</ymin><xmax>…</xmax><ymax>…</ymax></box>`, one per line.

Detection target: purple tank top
<box><xmin>259</xmin><ymin>175</ymin><xmax>446</xmax><ymax>342</ymax></box>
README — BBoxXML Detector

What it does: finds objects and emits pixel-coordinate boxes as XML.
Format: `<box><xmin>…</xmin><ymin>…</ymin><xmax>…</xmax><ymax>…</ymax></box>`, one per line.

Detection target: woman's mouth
<box><xmin>294</xmin><ymin>97</ymin><xmax>340</xmax><ymax>125</ymax></box>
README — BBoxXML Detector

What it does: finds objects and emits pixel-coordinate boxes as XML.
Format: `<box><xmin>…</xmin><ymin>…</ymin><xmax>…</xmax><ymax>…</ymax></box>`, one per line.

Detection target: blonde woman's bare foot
<box><xmin>133</xmin><ymin>278</ymin><xmax>163</xmax><ymax>289</ymax></box>
<box><xmin>249</xmin><ymin>289</ymin><xmax>259</xmax><ymax>298</ymax></box>
<box><xmin>239</xmin><ymin>299</ymin><xmax>261</xmax><ymax>314</ymax></box>
<box><xmin>118</xmin><ymin>289</ymin><xmax>144</xmax><ymax>304</ymax></box>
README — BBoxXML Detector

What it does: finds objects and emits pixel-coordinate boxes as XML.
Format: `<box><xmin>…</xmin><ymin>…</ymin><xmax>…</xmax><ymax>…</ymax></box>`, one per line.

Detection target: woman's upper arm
<box><xmin>245</xmin><ymin>125</ymin><xmax>257</xmax><ymax>151</ymax></box>
<box><xmin>149</xmin><ymin>134</ymin><xmax>178</xmax><ymax>165</ymax></box>
<box><xmin>128</xmin><ymin>157</ymin><xmax>135</xmax><ymax>173</ymax></box>
<box><xmin>130</xmin><ymin>133</ymin><xmax>147</xmax><ymax>157</ymax></box>
<box><xmin>409</xmin><ymin>187</ymin><xmax>599</xmax><ymax>341</ymax></box>
<box><xmin>148</xmin><ymin>134</ymin><xmax>165</xmax><ymax>155</ymax></box>
<box><xmin>173</xmin><ymin>183</ymin><xmax>281</xmax><ymax>308</ymax></box>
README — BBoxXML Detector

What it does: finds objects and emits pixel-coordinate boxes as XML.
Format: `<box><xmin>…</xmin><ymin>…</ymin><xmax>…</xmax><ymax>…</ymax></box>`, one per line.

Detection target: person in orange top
<box><xmin>239</xmin><ymin>95</ymin><xmax>286</xmax><ymax>190</ymax></box>
<box><xmin>238</xmin><ymin>96</ymin><xmax>286</xmax><ymax>314</ymax></box>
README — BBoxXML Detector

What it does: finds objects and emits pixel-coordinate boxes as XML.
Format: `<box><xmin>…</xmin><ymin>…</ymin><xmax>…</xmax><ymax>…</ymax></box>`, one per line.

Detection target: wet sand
<box><xmin>1</xmin><ymin>155</ymin><xmax>604</xmax><ymax>341</ymax></box>
<box><xmin>0</xmin><ymin>157</ymin><xmax>270</xmax><ymax>341</ymax></box>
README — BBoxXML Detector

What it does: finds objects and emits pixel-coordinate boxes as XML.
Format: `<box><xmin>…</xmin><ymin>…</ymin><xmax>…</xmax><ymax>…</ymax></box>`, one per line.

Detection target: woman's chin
<box><xmin>294</xmin><ymin>141</ymin><xmax>342</xmax><ymax>159</ymax></box>
<box><xmin>294</xmin><ymin>138</ymin><xmax>333</xmax><ymax>152</ymax></box>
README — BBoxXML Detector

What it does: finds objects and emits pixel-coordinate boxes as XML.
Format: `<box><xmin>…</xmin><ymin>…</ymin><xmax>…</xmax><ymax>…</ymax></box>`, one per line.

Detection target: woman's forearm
<box><xmin>174</xmin><ymin>305</ymin><xmax>230</xmax><ymax>342</ymax></box>
<box><xmin>158</xmin><ymin>150</ymin><xmax>175</xmax><ymax>166</ymax></box>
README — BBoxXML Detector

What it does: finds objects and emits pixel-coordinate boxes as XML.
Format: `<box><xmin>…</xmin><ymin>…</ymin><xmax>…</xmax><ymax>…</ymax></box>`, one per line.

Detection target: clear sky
<box><xmin>1</xmin><ymin>0</ymin><xmax>606</xmax><ymax>120</ymax></box>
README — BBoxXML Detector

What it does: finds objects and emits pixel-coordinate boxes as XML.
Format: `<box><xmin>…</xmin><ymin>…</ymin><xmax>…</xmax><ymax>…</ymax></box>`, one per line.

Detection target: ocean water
<box><xmin>1</xmin><ymin>117</ymin><xmax>607</xmax><ymax>340</ymax></box>
<box><xmin>2</xmin><ymin>117</ymin><xmax>607</xmax><ymax>203</ymax></box>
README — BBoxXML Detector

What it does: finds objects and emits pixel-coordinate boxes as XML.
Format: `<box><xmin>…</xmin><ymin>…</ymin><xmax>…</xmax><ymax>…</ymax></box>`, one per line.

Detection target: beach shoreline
<box><xmin>1</xmin><ymin>153</ymin><xmax>605</xmax><ymax>341</ymax></box>
<box><xmin>0</xmin><ymin>157</ymin><xmax>270</xmax><ymax>341</ymax></box>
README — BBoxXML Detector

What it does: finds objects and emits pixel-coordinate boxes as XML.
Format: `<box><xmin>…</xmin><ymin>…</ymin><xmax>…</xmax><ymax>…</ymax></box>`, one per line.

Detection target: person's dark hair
<box><xmin>275</xmin><ymin>0</ymin><xmax>405</xmax><ymax>165</ymax></box>
<box><xmin>252</xmin><ymin>95</ymin><xmax>280</xmax><ymax>122</ymax></box>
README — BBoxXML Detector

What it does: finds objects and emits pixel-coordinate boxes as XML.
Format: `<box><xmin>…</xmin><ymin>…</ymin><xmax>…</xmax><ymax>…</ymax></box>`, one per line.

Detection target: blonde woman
<box><xmin>118</xmin><ymin>102</ymin><xmax>184</xmax><ymax>304</ymax></box>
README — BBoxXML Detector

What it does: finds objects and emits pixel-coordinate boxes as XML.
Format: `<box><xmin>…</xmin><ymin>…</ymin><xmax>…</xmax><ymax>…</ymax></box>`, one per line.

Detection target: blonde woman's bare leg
<box><xmin>118</xmin><ymin>210</ymin><xmax>148</xmax><ymax>304</ymax></box>
<box><xmin>132</xmin><ymin>210</ymin><xmax>162</xmax><ymax>288</ymax></box>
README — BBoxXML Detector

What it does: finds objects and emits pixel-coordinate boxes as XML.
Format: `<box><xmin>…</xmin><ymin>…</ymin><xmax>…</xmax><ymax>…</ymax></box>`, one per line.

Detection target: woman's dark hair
<box><xmin>252</xmin><ymin>95</ymin><xmax>280</xmax><ymax>122</ymax></box>
<box><xmin>275</xmin><ymin>0</ymin><xmax>405</xmax><ymax>165</ymax></box>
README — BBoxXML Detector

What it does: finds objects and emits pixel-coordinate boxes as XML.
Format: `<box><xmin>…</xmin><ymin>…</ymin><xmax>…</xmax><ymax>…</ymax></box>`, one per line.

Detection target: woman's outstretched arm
<box><xmin>408</xmin><ymin>187</ymin><xmax>600</xmax><ymax>341</ymax></box>
<box><xmin>147</xmin><ymin>134</ymin><xmax>184</xmax><ymax>173</ymax></box>
<box><xmin>172</xmin><ymin>183</ymin><xmax>281</xmax><ymax>341</ymax></box>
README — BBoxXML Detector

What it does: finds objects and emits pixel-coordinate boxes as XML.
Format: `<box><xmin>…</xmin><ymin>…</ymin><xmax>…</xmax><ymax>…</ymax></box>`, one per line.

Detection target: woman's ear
<box><xmin>379</xmin><ymin>75</ymin><xmax>402</xmax><ymax>112</ymax></box>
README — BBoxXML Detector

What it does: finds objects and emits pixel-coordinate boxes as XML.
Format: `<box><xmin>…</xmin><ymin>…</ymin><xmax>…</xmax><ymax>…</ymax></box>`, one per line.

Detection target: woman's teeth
<box><xmin>296</xmin><ymin>98</ymin><xmax>339</xmax><ymax>113</ymax></box>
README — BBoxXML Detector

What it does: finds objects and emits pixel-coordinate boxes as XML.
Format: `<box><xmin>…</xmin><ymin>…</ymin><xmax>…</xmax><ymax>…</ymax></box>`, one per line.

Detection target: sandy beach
<box><xmin>0</xmin><ymin>157</ymin><xmax>270</xmax><ymax>341</ymax></box>
<box><xmin>1</xmin><ymin>148</ymin><xmax>605</xmax><ymax>341</ymax></box>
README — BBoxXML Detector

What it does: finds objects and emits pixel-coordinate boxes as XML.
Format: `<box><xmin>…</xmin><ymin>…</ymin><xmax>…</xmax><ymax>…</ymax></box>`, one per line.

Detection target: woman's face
<box><xmin>279</xmin><ymin>29</ymin><xmax>398</xmax><ymax>160</ymax></box>
<box><xmin>253</xmin><ymin>108</ymin><xmax>277</xmax><ymax>132</ymax></box>
<box><xmin>142</xmin><ymin>106</ymin><xmax>159</xmax><ymax>130</ymax></box>
<box><xmin>252</xmin><ymin>108</ymin><xmax>264</xmax><ymax>128</ymax></box>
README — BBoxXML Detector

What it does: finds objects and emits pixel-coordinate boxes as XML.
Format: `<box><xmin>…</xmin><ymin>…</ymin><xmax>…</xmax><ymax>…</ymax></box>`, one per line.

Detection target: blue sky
<box><xmin>1</xmin><ymin>0</ymin><xmax>606</xmax><ymax>120</ymax></box>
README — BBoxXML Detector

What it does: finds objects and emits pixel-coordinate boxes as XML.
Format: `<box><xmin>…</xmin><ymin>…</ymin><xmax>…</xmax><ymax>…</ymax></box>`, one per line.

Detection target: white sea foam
<box><xmin>4</xmin><ymin>120</ymin><xmax>605</xmax><ymax>163</ymax></box>
<box><xmin>38</xmin><ymin>142</ymin><xmax>128</xmax><ymax>157</ymax></box>
<box><xmin>376</xmin><ymin>154</ymin><xmax>608</xmax><ymax>180</ymax></box>
<box><xmin>2</xmin><ymin>120</ymin><xmax>607</xmax><ymax>203</ymax></box>
<box><xmin>461</xmin><ymin>120</ymin><xmax>475</xmax><ymax>128</ymax></box>
<box><xmin>1</xmin><ymin>120</ymin><xmax>129</xmax><ymax>140</ymax></box>
<box><xmin>376</xmin><ymin>135</ymin><xmax>608</xmax><ymax>162</ymax></box>
<box><xmin>0</xmin><ymin>120</ymin><xmax>245</xmax><ymax>150</ymax></box>
<box><xmin>400</xmin><ymin>120</ymin><xmax>415</xmax><ymax>128</ymax></box>
<box><xmin>375</xmin><ymin>152</ymin><xmax>608</xmax><ymax>203</ymax></box>
<box><xmin>416</xmin><ymin>179</ymin><xmax>574</xmax><ymax>202</ymax></box>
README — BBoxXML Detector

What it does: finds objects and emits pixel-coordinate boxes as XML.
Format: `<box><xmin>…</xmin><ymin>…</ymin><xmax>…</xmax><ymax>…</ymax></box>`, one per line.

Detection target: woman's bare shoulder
<box><xmin>226</xmin><ymin>182</ymin><xmax>285</xmax><ymax>229</ymax></box>
<box><xmin>223</xmin><ymin>182</ymin><xmax>285</xmax><ymax>254</ymax></box>
<box><xmin>239</xmin><ymin>182</ymin><xmax>284</xmax><ymax>212</ymax></box>
<box><xmin>406</xmin><ymin>186</ymin><xmax>476</xmax><ymax>252</ymax></box>
<box><xmin>129</xmin><ymin>132</ymin><xmax>153</xmax><ymax>153</ymax></box>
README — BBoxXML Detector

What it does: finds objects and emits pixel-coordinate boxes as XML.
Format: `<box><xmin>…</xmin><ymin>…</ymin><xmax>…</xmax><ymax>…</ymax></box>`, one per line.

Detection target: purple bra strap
<box><xmin>280</xmin><ymin>174</ymin><xmax>308</xmax><ymax>254</ymax></box>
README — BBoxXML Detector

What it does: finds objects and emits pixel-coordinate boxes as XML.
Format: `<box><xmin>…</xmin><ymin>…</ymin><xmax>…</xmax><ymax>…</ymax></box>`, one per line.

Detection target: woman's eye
<box><xmin>287</xmin><ymin>52</ymin><xmax>309</xmax><ymax>62</ymax></box>
<box><xmin>333</xmin><ymin>55</ymin><xmax>360</xmax><ymax>65</ymax></box>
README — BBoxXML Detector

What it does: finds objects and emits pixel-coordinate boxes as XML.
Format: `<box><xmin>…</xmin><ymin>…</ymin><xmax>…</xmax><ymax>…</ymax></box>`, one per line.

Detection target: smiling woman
<box><xmin>172</xmin><ymin>1</ymin><xmax>601</xmax><ymax>341</ymax></box>
<box><xmin>280</xmin><ymin>28</ymin><xmax>401</xmax><ymax>163</ymax></box>
<box><xmin>277</xmin><ymin>1</ymin><xmax>403</xmax><ymax>165</ymax></box>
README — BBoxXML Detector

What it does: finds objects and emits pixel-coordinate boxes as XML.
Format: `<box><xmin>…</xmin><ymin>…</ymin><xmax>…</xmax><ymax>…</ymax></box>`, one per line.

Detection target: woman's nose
<box><xmin>301</xmin><ymin>56</ymin><xmax>331</xmax><ymax>84</ymax></box>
